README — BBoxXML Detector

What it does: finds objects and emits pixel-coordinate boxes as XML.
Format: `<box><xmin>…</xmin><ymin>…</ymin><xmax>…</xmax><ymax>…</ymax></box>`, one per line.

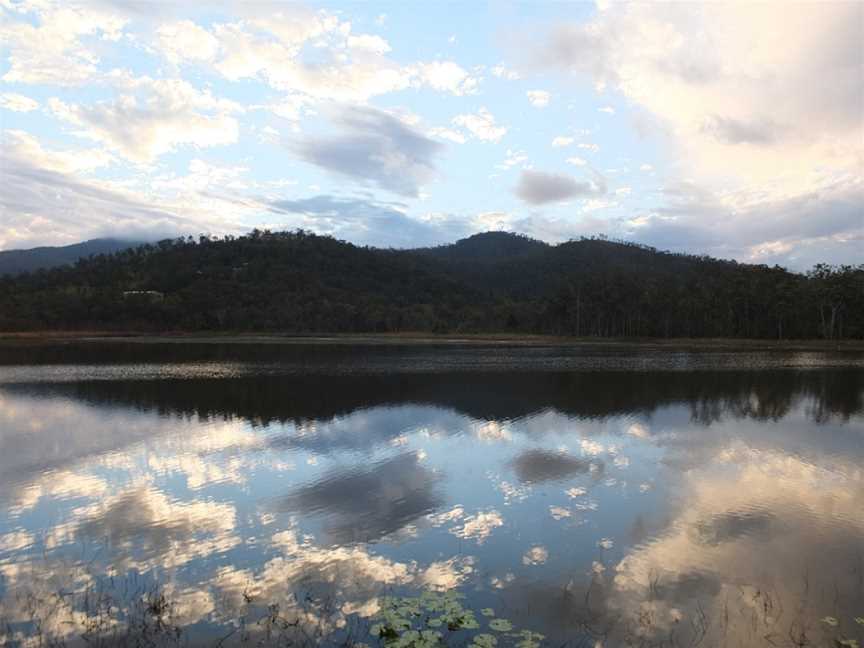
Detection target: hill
<box><xmin>0</xmin><ymin>238</ymin><xmax>142</xmax><ymax>276</ymax></box>
<box><xmin>0</xmin><ymin>230</ymin><xmax>861</xmax><ymax>339</ymax></box>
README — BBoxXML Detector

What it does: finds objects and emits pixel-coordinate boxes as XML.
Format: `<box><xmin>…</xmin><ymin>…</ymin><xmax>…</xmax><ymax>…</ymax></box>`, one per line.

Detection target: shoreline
<box><xmin>0</xmin><ymin>331</ymin><xmax>862</xmax><ymax>351</ymax></box>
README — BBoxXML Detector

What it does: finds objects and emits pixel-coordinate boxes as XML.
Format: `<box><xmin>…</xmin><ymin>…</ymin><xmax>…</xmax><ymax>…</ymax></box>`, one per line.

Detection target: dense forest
<box><xmin>1</xmin><ymin>230</ymin><xmax>862</xmax><ymax>339</ymax></box>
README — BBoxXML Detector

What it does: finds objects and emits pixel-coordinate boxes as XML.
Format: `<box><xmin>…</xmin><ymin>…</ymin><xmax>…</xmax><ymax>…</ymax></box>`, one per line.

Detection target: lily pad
<box><xmin>489</xmin><ymin>618</ymin><xmax>513</xmax><ymax>632</ymax></box>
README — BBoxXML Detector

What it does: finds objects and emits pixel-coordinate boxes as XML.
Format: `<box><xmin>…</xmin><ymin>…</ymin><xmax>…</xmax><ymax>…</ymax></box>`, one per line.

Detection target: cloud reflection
<box><xmin>272</xmin><ymin>452</ymin><xmax>443</xmax><ymax>545</ymax></box>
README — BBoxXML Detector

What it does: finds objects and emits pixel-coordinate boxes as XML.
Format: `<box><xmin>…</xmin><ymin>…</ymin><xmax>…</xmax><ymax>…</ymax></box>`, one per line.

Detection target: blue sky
<box><xmin>1</xmin><ymin>0</ymin><xmax>861</xmax><ymax>269</ymax></box>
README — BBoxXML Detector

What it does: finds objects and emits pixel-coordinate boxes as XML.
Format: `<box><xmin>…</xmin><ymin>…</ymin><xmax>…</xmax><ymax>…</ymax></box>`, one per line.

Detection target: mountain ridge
<box><xmin>0</xmin><ymin>238</ymin><xmax>144</xmax><ymax>276</ymax></box>
<box><xmin>1</xmin><ymin>229</ymin><xmax>860</xmax><ymax>339</ymax></box>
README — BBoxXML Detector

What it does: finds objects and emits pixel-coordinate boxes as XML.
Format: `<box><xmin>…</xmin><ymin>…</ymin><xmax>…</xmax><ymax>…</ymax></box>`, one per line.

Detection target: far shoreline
<box><xmin>1</xmin><ymin>331</ymin><xmax>862</xmax><ymax>352</ymax></box>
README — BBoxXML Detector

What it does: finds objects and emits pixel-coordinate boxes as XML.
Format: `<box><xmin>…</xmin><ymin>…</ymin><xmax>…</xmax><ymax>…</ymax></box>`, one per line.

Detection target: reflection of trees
<box><xmin>7</xmin><ymin>368</ymin><xmax>862</xmax><ymax>428</ymax></box>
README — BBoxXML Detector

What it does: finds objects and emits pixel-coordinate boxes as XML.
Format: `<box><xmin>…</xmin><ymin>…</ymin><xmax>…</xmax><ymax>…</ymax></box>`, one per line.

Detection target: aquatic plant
<box><xmin>369</xmin><ymin>590</ymin><xmax>542</xmax><ymax>647</ymax></box>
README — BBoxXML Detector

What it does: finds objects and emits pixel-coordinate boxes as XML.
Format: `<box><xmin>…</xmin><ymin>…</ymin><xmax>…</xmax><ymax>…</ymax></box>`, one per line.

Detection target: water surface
<box><xmin>1</xmin><ymin>341</ymin><xmax>863</xmax><ymax>647</ymax></box>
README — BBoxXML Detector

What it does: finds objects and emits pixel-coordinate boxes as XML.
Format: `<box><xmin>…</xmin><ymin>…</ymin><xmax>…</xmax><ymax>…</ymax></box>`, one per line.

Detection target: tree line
<box><xmin>1</xmin><ymin>230</ymin><xmax>861</xmax><ymax>339</ymax></box>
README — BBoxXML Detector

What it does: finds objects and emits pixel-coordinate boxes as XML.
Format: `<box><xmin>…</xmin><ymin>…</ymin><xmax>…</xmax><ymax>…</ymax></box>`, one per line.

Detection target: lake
<box><xmin>1</xmin><ymin>340</ymin><xmax>863</xmax><ymax>647</ymax></box>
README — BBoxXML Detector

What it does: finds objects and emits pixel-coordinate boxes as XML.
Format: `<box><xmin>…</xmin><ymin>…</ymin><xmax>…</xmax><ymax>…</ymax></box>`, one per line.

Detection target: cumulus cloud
<box><xmin>527</xmin><ymin>90</ymin><xmax>551</xmax><ymax>108</ymax></box>
<box><xmin>452</xmin><ymin>107</ymin><xmax>508</xmax><ymax>143</ymax></box>
<box><xmin>491</xmin><ymin>63</ymin><xmax>521</xmax><ymax>80</ymax></box>
<box><xmin>514</xmin><ymin>170</ymin><xmax>606</xmax><ymax>205</ymax></box>
<box><xmin>155</xmin><ymin>20</ymin><xmax>219</xmax><ymax>65</ymax></box>
<box><xmin>0</xmin><ymin>2</ymin><xmax>126</xmax><ymax>85</ymax></box>
<box><xmin>551</xmin><ymin>136</ymin><xmax>574</xmax><ymax>147</ymax></box>
<box><xmin>0</xmin><ymin>93</ymin><xmax>39</xmax><ymax>112</ymax></box>
<box><xmin>534</xmin><ymin>2</ymin><xmax>863</xmax><ymax>183</ymax></box>
<box><xmin>292</xmin><ymin>106</ymin><xmax>444</xmax><ymax>197</ymax></box>
<box><xmin>49</xmin><ymin>77</ymin><xmax>241</xmax><ymax>162</ymax></box>
<box><xmin>147</xmin><ymin>10</ymin><xmax>478</xmax><ymax>102</ymax></box>
<box><xmin>413</xmin><ymin>61</ymin><xmax>479</xmax><ymax>96</ymax></box>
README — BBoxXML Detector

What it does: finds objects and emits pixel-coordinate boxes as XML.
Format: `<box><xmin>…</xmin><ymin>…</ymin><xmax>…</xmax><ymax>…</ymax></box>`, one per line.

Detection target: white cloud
<box><xmin>428</xmin><ymin>127</ymin><xmax>466</xmax><ymax>144</ymax></box>
<box><xmin>491</xmin><ymin>63</ymin><xmax>520</xmax><ymax>80</ymax></box>
<box><xmin>156</xmin><ymin>20</ymin><xmax>219</xmax><ymax>65</ymax></box>
<box><xmin>347</xmin><ymin>34</ymin><xmax>392</xmax><ymax>54</ymax></box>
<box><xmin>2</xmin><ymin>130</ymin><xmax>113</xmax><ymax>175</ymax></box>
<box><xmin>639</xmin><ymin>164</ymin><xmax>654</xmax><ymax>172</ymax></box>
<box><xmin>413</xmin><ymin>61</ymin><xmax>479</xmax><ymax>96</ymax></box>
<box><xmin>567</xmin><ymin>156</ymin><xmax>588</xmax><ymax>167</ymax></box>
<box><xmin>0</xmin><ymin>3</ymin><xmax>127</xmax><ymax>85</ymax></box>
<box><xmin>0</xmin><ymin>93</ymin><xmax>39</xmax><ymax>112</ymax></box>
<box><xmin>527</xmin><ymin>89</ymin><xmax>551</xmax><ymax>108</ymax></box>
<box><xmin>598</xmin><ymin>106</ymin><xmax>615</xmax><ymax>114</ymax></box>
<box><xmin>452</xmin><ymin>107</ymin><xmax>508</xmax><ymax>143</ymax></box>
<box><xmin>577</xmin><ymin>142</ymin><xmax>600</xmax><ymax>153</ymax></box>
<box><xmin>496</xmin><ymin>149</ymin><xmax>528</xmax><ymax>170</ymax></box>
<box><xmin>538</xmin><ymin>2</ymin><xmax>863</xmax><ymax>185</ymax></box>
<box><xmin>49</xmin><ymin>77</ymin><xmax>242</xmax><ymax>162</ymax></box>
<box><xmin>551</xmin><ymin>136</ymin><xmax>574</xmax><ymax>147</ymax></box>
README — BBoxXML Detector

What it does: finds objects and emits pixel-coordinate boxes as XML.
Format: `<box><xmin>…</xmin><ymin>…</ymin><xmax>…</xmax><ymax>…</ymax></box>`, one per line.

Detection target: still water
<box><xmin>1</xmin><ymin>341</ymin><xmax>863</xmax><ymax>647</ymax></box>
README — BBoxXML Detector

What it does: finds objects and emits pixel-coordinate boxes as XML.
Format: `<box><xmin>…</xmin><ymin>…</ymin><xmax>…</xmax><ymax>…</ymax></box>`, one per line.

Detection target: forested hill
<box><xmin>0</xmin><ymin>238</ymin><xmax>141</xmax><ymax>276</ymax></box>
<box><xmin>1</xmin><ymin>230</ymin><xmax>862</xmax><ymax>339</ymax></box>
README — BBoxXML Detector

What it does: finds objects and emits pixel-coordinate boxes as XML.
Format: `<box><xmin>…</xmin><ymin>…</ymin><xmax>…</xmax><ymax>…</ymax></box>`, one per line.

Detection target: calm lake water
<box><xmin>1</xmin><ymin>341</ymin><xmax>863</xmax><ymax>647</ymax></box>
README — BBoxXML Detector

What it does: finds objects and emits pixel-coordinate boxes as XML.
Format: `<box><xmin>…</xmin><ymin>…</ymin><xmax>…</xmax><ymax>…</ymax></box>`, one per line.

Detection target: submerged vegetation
<box><xmin>1</xmin><ymin>230</ymin><xmax>862</xmax><ymax>339</ymax></box>
<box><xmin>3</xmin><ymin>573</ymin><xmax>862</xmax><ymax>648</ymax></box>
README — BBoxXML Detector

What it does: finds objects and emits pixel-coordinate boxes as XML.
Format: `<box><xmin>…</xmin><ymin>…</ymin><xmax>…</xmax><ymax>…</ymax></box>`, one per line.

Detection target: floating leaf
<box><xmin>515</xmin><ymin>630</ymin><xmax>546</xmax><ymax>648</ymax></box>
<box><xmin>855</xmin><ymin>617</ymin><xmax>864</xmax><ymax>625</ymax></box>
<box><xmin>481</xmin><ymin>608</ymin><xmax>495</xmax><ymax>617</ymax></box>
<box><xmin>489</xmin><ymin>618</ymin><xmax>513</xmax><ymax>632</ymax></box>
<box><xmin>472</xmin><ymin>634</ymin><xmax>498</xmax><ymax>648</ymax></box>
<box><xmin>836</xmin><ymin>640</ymin><xmax>859</xmax><ymax>648</ymax></box>
<box><xmin>823</xmin><ymin>616</ymin><xmax>839</xmax><ymax>627</ymax></box>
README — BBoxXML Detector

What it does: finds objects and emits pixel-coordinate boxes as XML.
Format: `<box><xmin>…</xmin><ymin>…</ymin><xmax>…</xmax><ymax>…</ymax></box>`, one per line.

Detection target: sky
<box><xmin>0</xmin><ymin>0</ymin><xmax>862</xmax><ymax>269</ymax></box>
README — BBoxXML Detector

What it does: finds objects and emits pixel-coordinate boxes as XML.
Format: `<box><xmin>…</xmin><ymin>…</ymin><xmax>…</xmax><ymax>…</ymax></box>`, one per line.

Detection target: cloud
<box><xmin>598</xmin><ymin>106</ymin><xmax>615</xmax><ymax>115</ymax></box>
<box><xmin>49</xmin><ymin>77</ymin><xmax>241</xmax><ymax>162</ymax></box>
<box><xmin>148</xmin><ymin>11</ymin><xmax>477</xmax><ymax>102</ymax></box>
<box><xmin>491</xmin><ymin>63</ymin><xmax>521</xmax><ymax>80</ymax></box>
<box><xmin>452</xmin><ymin>107</ymin><xmax>508</xmax><ymax>143</ymax></box>
<box><xmin>347</xmin><ymin>33</ymin><xmax>391</xmax><ymax>55</ymax></box>
<box><xmin>533</xmin><ymin>2</ymin><xmax>863</xmax><ymax>184</ymax></box>
<box><xmin>527</xmin><ymin>90</ymin><xmax>551</xmax><ymax>108</ymax></box>
<box><xmin>551</xmin><ymin>136</ymin><xmax>574</xmax><ymax>148</ymax></box>
<box><xmin>292</xmin><ymin>107</ymin><xmax>443</xmax><ymax>197</ymax></box>
<box><xmin>496</xmin><ymin>149</ymin><xmax>528</xmax><ymax>170</ymax></box>
<box><xmin>0</xmin><ymin>130</ymin><xmax>253</xmax><ymax>250</ymax></box>
<box><xmin>514</xmin><ymin>170</ymin><xmax>606</xmax><ymax>205</ymax></box>
<box><xmin>0</xmin><ymin>2</ymin><xmax>127</xmax><ymax>85</ymax></box>
<box><xmin>0</xmin><ymin>93</ymin><xmax>39</xmax><ymax>112</ymax></box>
<box><xmin>413</xmin><ymin>61</ymin><xmax>479</xmax><ymax>96</ymax></box>
<box><xmin>624</xmin><ymin>174</ymin><xmax>864</xmax><ymax>269</ymax></box>
<box><xmin>155</xmin><ymin>20</ymin><xmax>219</xmax><ymax>65</ymax></box>
<box><xmin>266</xmin><ymin>194</ymin><xmax>470</xmax><ymax>248</ymax></box>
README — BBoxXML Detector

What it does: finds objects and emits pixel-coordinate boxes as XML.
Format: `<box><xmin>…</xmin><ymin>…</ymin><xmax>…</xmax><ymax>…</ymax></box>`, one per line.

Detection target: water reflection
<box><xmin>1</xmin><ymin>351</ymin><xmax>863</xmax><ymax>647</ymax></box>
<box><xmin>273</xmin><ymin>452</ymin><xmax>443</xmax><ymax>545</ymax></box>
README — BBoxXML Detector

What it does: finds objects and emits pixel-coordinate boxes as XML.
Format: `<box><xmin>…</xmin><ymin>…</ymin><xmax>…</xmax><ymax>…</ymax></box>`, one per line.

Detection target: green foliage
<box><xmin>2</xmin><ymin>230</ymin><xmax>862</xmax><ymax>339</ymax></box>
<box><xmin>369</xmin><ymin>590</ymin><xmax>541</xmax><ymax>647</ymax></box>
